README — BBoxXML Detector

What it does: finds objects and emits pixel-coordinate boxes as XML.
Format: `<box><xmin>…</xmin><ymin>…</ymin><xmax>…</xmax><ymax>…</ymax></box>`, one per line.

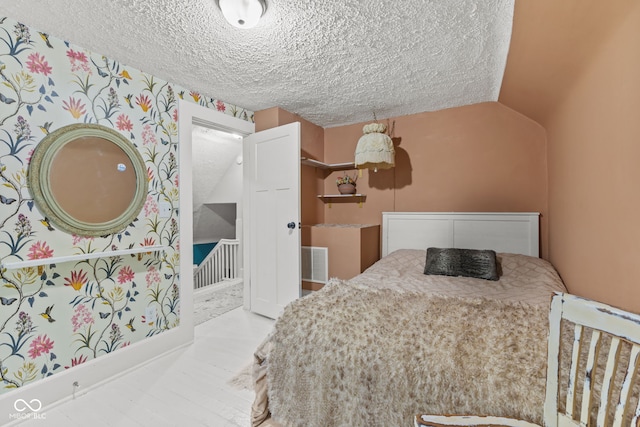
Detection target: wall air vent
<box><xmin>301</xmin><ymin>246</ymin><xmax>328</xmax><ymax>284</ymax></box>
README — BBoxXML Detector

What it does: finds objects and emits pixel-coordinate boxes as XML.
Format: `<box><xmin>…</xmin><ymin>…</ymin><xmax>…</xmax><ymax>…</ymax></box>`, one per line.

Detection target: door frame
<box><xmin>178</xmin><ymin>100</ymin><xmax>255</xmax><ymax>328</ymax></box>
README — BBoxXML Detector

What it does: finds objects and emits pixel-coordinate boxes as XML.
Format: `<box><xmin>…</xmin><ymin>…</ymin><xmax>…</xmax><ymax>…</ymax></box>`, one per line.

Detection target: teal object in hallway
<box><xmin>194</xmin><ymin>242</ymin><xmax>217</xmax><ymax>265</ymax></box>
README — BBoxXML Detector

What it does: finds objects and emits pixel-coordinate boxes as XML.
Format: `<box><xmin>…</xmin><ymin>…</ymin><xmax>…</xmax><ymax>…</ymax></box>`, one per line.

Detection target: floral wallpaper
<box><xmin>0</xmin><ymin>16</ymin><xmax>252</xmax><ymax>395</ymax></box>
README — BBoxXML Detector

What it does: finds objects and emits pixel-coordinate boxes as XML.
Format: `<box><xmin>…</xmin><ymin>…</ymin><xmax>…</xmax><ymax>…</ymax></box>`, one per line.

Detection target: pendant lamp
<box><xmin>354</xmin><ymin>122</ymin><xmax>395</xmax><ymax>172</ymax></box>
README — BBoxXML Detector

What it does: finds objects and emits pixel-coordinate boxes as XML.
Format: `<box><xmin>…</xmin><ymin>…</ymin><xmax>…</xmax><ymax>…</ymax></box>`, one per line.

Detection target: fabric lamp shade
<box><xmin>354</xmin><ymin>122</ymin><xmax>395</xmax><ymax>171</ymax></box>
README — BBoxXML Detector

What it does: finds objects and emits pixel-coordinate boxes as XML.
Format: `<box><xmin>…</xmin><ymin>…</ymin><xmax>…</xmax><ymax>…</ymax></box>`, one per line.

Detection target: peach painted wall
<box><xmin>323</xmin><ymin>102</ymin><xmax>550</xmax><ymax>258</ymax></box>
<box><xmin>500</xmin><ymin>0</ymin><xmax>640</xmax><ymax>312</ymax></box>
<box><xmin>255</xmin><ymin>107</ymin><xmax>325</xmax><ymax>226</ymax></box>
<box><xmin>306</xmin><ymin>225</ymin><xmax>380</xmax><ymax>281</ymax></box>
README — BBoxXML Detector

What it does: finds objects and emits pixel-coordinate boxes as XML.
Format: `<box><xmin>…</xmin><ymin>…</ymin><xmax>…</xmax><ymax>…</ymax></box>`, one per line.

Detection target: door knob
<box><xmin>287</xmin><ymin>222</ymin><xmax>296</xmax><ymax>229</ymax></box>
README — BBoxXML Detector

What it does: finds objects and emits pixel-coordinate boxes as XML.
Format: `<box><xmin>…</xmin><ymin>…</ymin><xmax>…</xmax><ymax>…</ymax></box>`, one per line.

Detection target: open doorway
<box><xmin>177</xmin><ymin>100</ymin><xmax>255</xmax><ymax>333</ymax></box>
<box><xmin>191</xmin><ymin>126</ymin><xmax>245</xmax><ymax>324</ymax></box>
<box><xmin>191</xmin><ymin>126</ymin><xmax>242</xmax><ymax>265</ymax></box>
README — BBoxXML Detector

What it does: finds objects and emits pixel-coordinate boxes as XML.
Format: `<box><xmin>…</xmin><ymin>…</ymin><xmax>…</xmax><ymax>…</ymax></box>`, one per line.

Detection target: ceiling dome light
<box><xmin>216</xmin><ymin>0</ymin><xmax>267</xmax><ymax>29</ymax></box>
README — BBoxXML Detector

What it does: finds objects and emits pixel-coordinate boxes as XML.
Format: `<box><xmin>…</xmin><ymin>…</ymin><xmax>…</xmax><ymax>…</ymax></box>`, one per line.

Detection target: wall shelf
<box><xmin>318</xmin><ymin>194</ymin><xmax>366</xmax><ymax>208</ymax></box>
<box><xmin>1</xmin><ymin>245</ymin><xmax>167</xmax><ymax>270</ymax></box>
<box><xmin>302</xmin><ymin>158</ymin><xmax>364</xmax><ymax>206</ymax></box>
<box><xmin>301</xmin><ymin>157</ymin><xmax>355</xmax><ymax>171</ymax></box>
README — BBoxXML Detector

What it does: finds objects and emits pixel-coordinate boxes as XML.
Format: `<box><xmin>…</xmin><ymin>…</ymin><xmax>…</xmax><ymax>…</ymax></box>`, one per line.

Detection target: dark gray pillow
<box><xmin>424</xmin><ymin>247</ymin><xmax>499</xmax><ymax>281</ymax></box>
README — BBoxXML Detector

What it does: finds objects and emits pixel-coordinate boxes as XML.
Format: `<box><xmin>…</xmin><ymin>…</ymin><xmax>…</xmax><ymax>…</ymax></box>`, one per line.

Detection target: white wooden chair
<box><xmin>415</xmin><ymin>292</ymin><xmax>640</xmax><ymax>427</ymax></box>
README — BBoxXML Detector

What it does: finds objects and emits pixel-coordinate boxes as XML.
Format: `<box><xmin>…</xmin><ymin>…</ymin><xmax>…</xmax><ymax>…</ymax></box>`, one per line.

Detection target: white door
<box><xmin>243</xmin><ymin>122</ymin><xmax>301</xmax><ymax>319</ymax></box>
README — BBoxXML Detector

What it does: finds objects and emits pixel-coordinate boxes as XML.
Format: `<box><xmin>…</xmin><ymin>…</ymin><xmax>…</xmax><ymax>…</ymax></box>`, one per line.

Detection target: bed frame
<box><xmin>381</xmin><ymin>212</ymin><xmax>540</xmax><ymax>258</ymax></box>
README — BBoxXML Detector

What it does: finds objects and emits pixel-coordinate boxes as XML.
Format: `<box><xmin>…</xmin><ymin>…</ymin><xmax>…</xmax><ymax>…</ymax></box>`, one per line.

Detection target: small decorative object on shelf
<box><xmin>336</xmin><ymin>173</ymin><xmax>357</xmax><ymax>194</ymax></box>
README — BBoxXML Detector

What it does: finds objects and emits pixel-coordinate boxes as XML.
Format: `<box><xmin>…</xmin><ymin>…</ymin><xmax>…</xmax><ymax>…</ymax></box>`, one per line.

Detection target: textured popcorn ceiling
<box><xmin>0</xmin><ymin>0</ymin><xmax>514</xmax><ymax>128</ymax></box>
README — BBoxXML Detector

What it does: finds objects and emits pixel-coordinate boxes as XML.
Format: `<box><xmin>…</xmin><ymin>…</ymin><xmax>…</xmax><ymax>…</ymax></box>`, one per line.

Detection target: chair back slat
<box><xmin>613</xmin><ymin>344</ymin><xmax>640</xmax><ymax>427</ymax></box>
<box><xmin>631</xmin><ymin>360</ymin><xmax>640</xmax><ymax>427</ymax></box>
<box><xmin>547</xmin><ymin>293</ymin><xmax>640</xmax><ymax>427</ymax></box>
<box><xmin>632</xmin><ymin>393</ymin><xmax>640</xmax><ymax>427</ymax></box>
<box><xmin>566</xmin><ymin>325</ymin><xmax>584</xmax><ymax>419</ymax></box>
<box><xmin>545</xmin><ymin>295</ymin><xmax>564</xmax><ymax>427</ymax></box>
<box><xmin>597</xmin><ymin>337</ymin><xmax>622</xmax><ymax>426</ymax></box>
<box><xmin>580</xmin><ymin>330</ymin><xmax>602</xmax><ymax>425</ymax></box>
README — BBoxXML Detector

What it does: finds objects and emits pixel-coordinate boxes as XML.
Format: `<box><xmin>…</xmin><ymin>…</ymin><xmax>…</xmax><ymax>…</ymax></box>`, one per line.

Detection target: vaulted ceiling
<box><xmin>497</xmin><ymin>0</ymin><xmax>634</xmax><ymax>127</ymax></box>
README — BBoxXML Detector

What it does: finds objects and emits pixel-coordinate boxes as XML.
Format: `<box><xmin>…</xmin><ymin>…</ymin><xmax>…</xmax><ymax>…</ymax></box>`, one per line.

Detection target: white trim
<box><xmin>1</xmin><ymin>328</ymin><xmax>188</xmax><ymax>425</ymax></box>
<box><xmin>242</xmin><ymin>130</ymin><xmax>252</xmax><ymax>311</ymax></box>
<box><xmin>178</xmin><ymin>100</ymin><xmax>255</xmax><ymax>326</ymax></box>
<box><xmin>0</xmin><ymin>245</ymin><xmax>166</xmax><ymax>269</ymax></box>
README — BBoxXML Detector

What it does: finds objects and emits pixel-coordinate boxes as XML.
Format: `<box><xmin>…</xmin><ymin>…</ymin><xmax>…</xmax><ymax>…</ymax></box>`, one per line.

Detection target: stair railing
<box><xmin>193</xmin><ymin>239</ymin><xmax>240</xmax><ymax>289</ymax></box>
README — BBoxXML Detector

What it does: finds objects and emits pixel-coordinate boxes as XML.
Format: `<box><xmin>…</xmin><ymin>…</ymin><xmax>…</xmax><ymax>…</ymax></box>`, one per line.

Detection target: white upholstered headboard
<box><xmin>381</xmin><ymin>212</ymin><xmax>540</xmax><ymax>257</ymax></box>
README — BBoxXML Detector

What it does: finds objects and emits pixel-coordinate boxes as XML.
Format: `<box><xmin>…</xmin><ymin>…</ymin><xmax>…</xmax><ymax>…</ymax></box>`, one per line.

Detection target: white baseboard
<box><xmin>0</xmin><ymin>324</ymin><xmax>192</xmax><ymax>424</ymax></box>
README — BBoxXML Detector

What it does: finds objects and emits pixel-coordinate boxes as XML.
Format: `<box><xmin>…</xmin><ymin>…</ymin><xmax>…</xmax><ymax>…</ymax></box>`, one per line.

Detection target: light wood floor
<box><xmin>17</xmin><ymin>307</ymin><xmax>274</xmax><ymax>426</ymax></box>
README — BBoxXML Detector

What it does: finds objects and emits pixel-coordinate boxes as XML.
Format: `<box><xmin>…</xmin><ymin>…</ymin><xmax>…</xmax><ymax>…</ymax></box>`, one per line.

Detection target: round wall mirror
<box><xmin>28</xmin><ymin>124</ymin><xmax>147</xmax><ymax>236</ymax></box>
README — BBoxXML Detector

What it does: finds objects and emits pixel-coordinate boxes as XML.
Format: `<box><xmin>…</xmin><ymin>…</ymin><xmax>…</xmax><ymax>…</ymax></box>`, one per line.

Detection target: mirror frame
<box><xmin>28</xmin><ymin>123</ymin><xmax>147</xmax><ymax>237</ymax></box>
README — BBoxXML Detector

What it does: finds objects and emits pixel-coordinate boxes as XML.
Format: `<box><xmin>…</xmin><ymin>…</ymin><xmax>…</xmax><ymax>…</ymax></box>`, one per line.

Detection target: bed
<box><xmin>251</xmin><ymin>212</ymin><xmax>567</xmax><ymax>427</ymax></box>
